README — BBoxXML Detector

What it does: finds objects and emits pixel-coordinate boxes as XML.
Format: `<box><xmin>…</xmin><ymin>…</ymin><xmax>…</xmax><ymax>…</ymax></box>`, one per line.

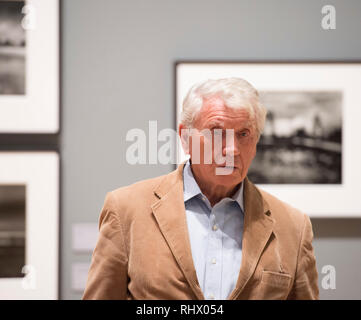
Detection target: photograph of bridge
<box><xmin>248</xmin><ymin>90</ymin><xmax>342</xmax><ymax>184</ymax></box>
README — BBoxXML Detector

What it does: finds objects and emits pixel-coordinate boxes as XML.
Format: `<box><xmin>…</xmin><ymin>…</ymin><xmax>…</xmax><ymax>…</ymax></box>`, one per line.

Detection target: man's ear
<box><xmin>179</xmin><ymin>124</ymin><xmax>190</xmax><ymax>155</ymax></box>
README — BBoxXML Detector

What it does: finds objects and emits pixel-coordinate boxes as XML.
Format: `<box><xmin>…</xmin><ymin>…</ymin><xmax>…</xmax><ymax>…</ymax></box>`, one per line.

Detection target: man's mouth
<box><xmin>217</xmin><ymin>165</ymin><xmax>237</xmax><ymax>169</ymax></box>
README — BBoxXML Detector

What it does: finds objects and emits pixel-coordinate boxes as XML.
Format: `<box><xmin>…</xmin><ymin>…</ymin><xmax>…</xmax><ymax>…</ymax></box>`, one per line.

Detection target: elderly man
<box><xmin>83</xmin><ymin>78</ymin><xmax>319</xmax><ymax>300</ymax></box>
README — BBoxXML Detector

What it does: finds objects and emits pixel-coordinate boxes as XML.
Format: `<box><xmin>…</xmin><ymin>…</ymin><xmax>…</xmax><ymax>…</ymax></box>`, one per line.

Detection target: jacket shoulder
<box><xmin>99</xmin><ymin>171</ymin><xmax>174</xmax><ymax>224</ymax></box>
<box><xmin>111</xmin><ymin>173</ymin><xmax>165</xmax><ymax>203</ymax></box>
<box><xmin>112</xmin><ymin>174</ymin><xmax>165</xmax><ymax>199</ymax></box>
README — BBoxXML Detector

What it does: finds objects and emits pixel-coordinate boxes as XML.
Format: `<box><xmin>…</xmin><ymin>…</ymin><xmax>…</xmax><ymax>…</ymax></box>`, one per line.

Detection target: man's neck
<box><xmin>189</xmin><ymin>163</ymin><xmax>240</xmax><ymax>207</ymax></box>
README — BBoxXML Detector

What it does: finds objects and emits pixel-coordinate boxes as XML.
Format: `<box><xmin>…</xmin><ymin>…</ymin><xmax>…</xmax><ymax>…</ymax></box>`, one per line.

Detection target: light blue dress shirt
<box><xmin>183</xmin><ymin>161</ymin><xmax>244</xmax><ymax>300</ymax></box>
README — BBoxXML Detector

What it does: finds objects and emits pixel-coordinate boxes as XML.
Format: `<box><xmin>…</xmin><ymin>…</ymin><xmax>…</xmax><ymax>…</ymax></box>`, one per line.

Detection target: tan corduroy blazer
<box><xmin>83</xmin><ymin>163</ymin><xmax>319</xmax><ymax>300</ymax></box>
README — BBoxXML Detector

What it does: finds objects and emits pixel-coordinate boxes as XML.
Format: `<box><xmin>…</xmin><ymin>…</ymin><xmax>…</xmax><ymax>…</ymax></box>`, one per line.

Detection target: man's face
<box><xmin>182</xmin><ymin>96</ymin><xmax>258</xmax><ymax>188</ymax></box>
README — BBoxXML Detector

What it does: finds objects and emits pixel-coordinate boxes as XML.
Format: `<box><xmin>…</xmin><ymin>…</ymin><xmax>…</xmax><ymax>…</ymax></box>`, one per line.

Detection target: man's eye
<box><xmin>239</xmin><ymin>131</ymin><xmax>249</xmax><ymax>137</ymax></box>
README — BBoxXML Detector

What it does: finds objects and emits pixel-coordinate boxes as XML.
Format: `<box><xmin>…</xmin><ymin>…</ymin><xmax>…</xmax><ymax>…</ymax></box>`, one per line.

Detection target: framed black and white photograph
<box><xmin>0</xmin><ymin>152</ymin><xmax>59</xmax><ymax>299</ymax></box>
<box><xmin>249</xmin><ymin>90</ymin><xmax>342</xmax><ymax>185</ymax></box>
<box><xmin>0</xmin><ymin>0</ymin><xmax>59</xmax><ymax>133</ymax></box>
<box><xmin>175</xmin><ymin>62</ymin><xmax>361</xmax><ymax>217</ymax></box>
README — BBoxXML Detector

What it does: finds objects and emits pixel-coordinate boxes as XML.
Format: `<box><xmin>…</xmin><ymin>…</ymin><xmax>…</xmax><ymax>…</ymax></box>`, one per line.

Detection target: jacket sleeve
<box><xmin>287</xmin><ymin>214</ymin><xmax>319</xmax><ymax>300</ymax></box>
<box><xmin>82</xmin><ymin>192</ymin><xmax>128</xmax><ymax>300</ymax></box>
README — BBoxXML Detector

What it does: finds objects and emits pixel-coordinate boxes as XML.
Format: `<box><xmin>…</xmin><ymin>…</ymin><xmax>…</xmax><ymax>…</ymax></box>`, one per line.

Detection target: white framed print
<box><xmin>0</xmin><ymin>151</ymin><xmax>59</xmax><ymax>299</ymax></box>
<box><xmin>0</xmin><ymin>0</ymin><xmax>59</xmax><ymax>133</ymax></box>
<box><xmin>175</xmin><ymin>61</ymin><xmax>361</xmax><ymax>217</ymax></box>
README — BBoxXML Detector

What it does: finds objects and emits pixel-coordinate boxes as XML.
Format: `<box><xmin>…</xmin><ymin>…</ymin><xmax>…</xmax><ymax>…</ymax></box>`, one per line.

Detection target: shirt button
<box><xmin>211</xmin><ymin>258</ymin><xmax>217</xmax><ymax>264</ymax></box>
<box><xmin>212</xmin><ymin>224</ymin><xmax>218</xmax><ymax>231</ymax></box>
<box><xmin>209</xmin><ymin>293</ymin><xmax>215</xmax><ymax>299</ymax></box>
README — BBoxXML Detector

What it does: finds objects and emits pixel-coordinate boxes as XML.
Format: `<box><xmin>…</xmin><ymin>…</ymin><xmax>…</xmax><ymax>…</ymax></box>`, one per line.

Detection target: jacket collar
<box><xmin>151</xmin><ymin>162</ymin><xmax>274</xmax><ymax>300</ymax></box>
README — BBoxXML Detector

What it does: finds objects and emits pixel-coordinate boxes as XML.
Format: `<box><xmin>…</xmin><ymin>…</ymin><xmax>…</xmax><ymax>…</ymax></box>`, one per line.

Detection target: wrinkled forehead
<box><xmin>194</xmin><ymin>96</ymin><xmax>255</xmax><ymax>130</ymax></box>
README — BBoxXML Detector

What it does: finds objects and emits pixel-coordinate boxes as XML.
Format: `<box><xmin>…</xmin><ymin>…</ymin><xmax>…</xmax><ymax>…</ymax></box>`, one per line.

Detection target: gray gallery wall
<box><xmin>61</xmin><ymin>0</ymin><xmax>361</xmax><ymax>299</ymax></box>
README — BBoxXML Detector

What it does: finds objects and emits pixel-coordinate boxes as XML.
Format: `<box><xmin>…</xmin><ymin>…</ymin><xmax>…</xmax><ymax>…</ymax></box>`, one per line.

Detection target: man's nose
<box><xmin>222</xmin><ymin>139</ymin><xmax>240</xmax><ymax>157</ymax></box>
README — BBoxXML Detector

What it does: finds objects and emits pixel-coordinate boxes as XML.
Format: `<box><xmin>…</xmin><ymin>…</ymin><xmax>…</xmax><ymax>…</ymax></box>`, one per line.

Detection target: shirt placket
<box><xmin>204</xmin><ymin>205</ymin><xmax>223</xmax><ymax>300</ymax></box>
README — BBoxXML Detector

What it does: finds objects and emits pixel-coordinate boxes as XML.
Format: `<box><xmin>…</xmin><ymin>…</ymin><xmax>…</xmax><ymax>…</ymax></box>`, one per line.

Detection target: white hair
<box><xmin>180</xmin><ymin>78</ymin><xmax>267</xmax><ymax>138</ymax></box>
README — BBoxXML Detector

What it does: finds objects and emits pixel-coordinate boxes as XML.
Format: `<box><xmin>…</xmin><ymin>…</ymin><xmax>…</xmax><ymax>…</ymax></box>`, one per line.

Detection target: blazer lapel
<box><xmin>228</xmin><ymin>177</ymin><xmax>274</xmax><ymax>300</ymax></box>
<box><xmin>151</xmin><ymin>163</ymin><xmax>205</xmax><ymax>300</ymax></box>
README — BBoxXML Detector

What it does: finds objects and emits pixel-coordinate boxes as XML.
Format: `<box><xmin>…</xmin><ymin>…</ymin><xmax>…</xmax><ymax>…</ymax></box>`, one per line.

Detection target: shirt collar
<box><xmin>183</xmin><ymin>160</ymin><xmax>244</xmax><ymax>212</ymax></box>
<box><xmin>183</xmin><ymin>160</ymin><xmax>203</xmax><ymax>202</ymax></box>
